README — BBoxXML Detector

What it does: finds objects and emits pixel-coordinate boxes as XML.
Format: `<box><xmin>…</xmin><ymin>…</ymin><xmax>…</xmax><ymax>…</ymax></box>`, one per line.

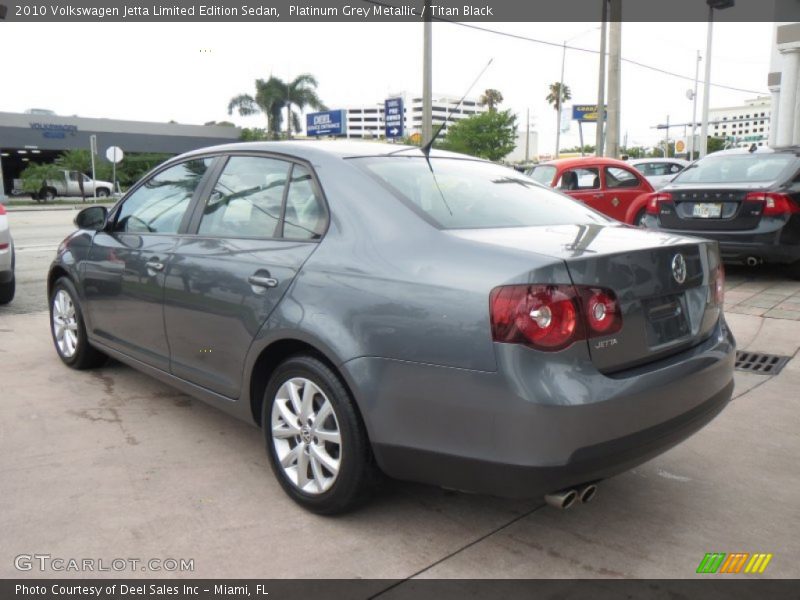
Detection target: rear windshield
<box><xmin>352</xmin><ymin>157</ymin><xmax>607</xmax><ymax>229</ymax></box>
<box><xmin>526</xmin><ymin>165</ymin><xmax>557</xmax><ymax>186</ymax></box>
<box><xmin>672</xmin><ymin>153</ymin><xmax>797</xmax><ymax>184</ymax></box>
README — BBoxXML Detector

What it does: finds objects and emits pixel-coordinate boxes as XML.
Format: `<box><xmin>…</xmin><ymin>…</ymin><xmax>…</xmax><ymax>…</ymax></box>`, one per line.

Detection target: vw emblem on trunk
<box><xmin>672</xmin><ymin>253</ymin><xmax>687</xmax><ymax>284</ymax></box>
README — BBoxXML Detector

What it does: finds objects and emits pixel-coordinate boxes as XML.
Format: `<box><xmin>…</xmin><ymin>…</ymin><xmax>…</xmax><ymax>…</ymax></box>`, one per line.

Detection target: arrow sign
<box><xmin>384</xmin><ymin>97</ymin><xmax>404</xmax><ymax>139</ymax></box>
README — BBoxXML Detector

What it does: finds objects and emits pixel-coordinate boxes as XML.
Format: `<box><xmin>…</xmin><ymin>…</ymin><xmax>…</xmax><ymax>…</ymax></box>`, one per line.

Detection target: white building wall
<box><xmin>709</xmin><ymin>97</ymin><xmax>771</xmax><ymax>149</ymax></box>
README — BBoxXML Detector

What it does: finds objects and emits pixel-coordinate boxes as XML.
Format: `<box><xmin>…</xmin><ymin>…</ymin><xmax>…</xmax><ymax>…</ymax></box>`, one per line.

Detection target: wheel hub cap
<box><xmin>52</xmin><ymin>290</ymin><xmax>79</xmax><ymax>358</ymax></box>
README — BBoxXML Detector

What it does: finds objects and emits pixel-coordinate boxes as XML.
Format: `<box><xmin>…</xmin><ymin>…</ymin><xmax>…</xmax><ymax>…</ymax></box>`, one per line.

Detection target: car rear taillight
<box><xmin>712</xmin><ymin>264</ymin><xmax>725</xmax><ymax>305</ymax></box>
<box><xmin>0</xmin><ymin>204</ymin><xmax>6</xmax><ymax>215</ymax></box>
<box><xmin>645</xmin><ymin>192</ymin><xmax>672</xmax><ymax>215</ymax></box>
<box><xmin>490</xmin><ymin>284</ymin><xmax>622</xmax><ymax>352</ymax></box>
<box><xmin>745</xmin><ymin>192</ymin><xmax>799</xmax><ymax>216</ymax></box>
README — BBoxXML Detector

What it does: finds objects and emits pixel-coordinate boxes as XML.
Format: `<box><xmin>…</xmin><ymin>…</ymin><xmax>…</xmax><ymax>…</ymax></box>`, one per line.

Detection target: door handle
<box><xmin>248</xmin><ymin>275</ymin><xmax>279</xmax><ymax>289</ymax></box>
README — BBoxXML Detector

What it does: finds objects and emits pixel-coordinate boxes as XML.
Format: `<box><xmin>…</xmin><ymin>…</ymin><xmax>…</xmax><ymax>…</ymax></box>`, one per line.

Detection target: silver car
<box><xmin>629</xmin><ymin>158</ymin><xmax>690</xmax><ymax>190</ymax></box>
<box><xmin>0</xmin><ymin>202</ymin><xmax>14</xmax><ymax>304</ymax></box>
<box><xmin>48</xmin><ymin>142</ymin><xmax>735</xmax><ymax>513</ymax></box>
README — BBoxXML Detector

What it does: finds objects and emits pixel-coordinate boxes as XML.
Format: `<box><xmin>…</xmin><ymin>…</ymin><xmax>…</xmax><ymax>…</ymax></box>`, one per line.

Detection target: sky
<box><xmin>0</xmin><ymin>21</ymin><xmax>775</xmax><ymax>154</ymax></box>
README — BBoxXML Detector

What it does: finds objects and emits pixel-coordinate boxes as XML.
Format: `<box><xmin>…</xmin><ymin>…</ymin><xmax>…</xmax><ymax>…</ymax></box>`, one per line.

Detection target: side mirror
<box><xmin>74</xmin><ymin>205</ymin><xmax>108</xmax><ymax>231</ymax></box>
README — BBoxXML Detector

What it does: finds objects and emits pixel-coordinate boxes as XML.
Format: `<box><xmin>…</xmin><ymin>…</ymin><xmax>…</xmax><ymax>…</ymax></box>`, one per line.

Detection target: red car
<box><xmin>527</xmin><ymin>157</ymin><xmax>655</xmax><ymax>225</ymax></box>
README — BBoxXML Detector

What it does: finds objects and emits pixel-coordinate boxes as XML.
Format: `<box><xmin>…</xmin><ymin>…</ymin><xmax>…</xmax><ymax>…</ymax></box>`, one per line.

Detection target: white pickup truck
<box><xmin>37</xmin><ymin>170</ymin><xmax>114</xmax><ymax>201</ymax></box>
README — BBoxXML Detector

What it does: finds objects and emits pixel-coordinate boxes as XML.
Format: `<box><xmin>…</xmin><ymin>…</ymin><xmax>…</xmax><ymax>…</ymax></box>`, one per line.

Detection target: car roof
<box><xmin>539</xmin><ymin>156</ymin><xmax>634</xmax><ymax>169</ymax></box>
<box><xmin>627</xmin><ymin>157</ymin><xmax>689</xmax><ymax>164</ymax></box>
<box><xmin>707</xmin><ymin>145</ymin><xmax>800</xmax><ymax>157</ymax></box>
<box><xmin>175</xmin><ymin>140</ymin><xmax>475</xmax><ymax>162</ymax></box>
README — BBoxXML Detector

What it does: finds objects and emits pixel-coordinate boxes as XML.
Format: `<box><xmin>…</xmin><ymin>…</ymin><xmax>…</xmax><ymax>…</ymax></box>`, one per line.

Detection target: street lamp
<box><xmin>699</xmin><ymin>0</ymin><xmax>735</xmax><ymax>158</ymax></box>
<box><xmin>555</xmin><ymin>27</ymin><xmax>600</xmax><ymax>159</ymax></box>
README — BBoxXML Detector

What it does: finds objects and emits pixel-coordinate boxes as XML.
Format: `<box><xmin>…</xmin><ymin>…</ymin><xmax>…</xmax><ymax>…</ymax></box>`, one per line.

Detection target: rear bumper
<box><xmin>644</xmin><ymin>214</ymin><xmax>800</xmax><ymax>265</ymax></box>
<box><xmin>345</xmin><ymin>319</ymin><xmax>735</xmax><ymax>499</ymax></box>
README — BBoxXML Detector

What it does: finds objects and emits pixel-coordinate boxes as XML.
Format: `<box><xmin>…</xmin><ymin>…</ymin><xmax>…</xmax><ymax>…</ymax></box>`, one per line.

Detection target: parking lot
<box><xmin>1</xmin><ymin>208</ymin><xmax>799</xmax><ymax>580</ymax></box>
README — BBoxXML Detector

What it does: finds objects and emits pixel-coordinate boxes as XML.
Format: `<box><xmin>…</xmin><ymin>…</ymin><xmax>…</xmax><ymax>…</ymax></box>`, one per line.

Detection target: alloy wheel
<box><xmin>52</xmin><ymin>289</ymin><xmax>79</xmax><ymax>358</ymax></box>
<box><xmin>271</xmin><ymin>377</ymin><xmax>342</xmax><ymax>495</ymax></box>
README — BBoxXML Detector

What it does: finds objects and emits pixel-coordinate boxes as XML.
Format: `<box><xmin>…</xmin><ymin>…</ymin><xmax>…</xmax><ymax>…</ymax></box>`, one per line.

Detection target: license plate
<box><xmin>692</xmin><ymin>202</ymin><xmax>722</xmax><ymax>218</ymax></box>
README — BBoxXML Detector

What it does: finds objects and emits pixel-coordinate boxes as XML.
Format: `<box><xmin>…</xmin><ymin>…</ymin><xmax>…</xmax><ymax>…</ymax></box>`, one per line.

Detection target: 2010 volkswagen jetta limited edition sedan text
<box><xmin>48</xmin><ymin>141</ymin><xmax>735</xmax><ymax>513</ymax></box>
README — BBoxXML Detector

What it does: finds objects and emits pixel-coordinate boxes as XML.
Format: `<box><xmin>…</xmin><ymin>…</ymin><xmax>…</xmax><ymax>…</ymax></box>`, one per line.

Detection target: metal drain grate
<box><xmin>735</xmin><ymin>351</ymin><xmax>790</xmax><ymax>375</ymax></box>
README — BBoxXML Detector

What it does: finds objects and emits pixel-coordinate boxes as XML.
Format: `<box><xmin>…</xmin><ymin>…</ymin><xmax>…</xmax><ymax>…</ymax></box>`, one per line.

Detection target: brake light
<box><xmin>0</xmin><ymin>204</ymin><xmax>6</xmax><ymax>215</ymax></box>
<box><xmin>490</xmin><ymin>284</ymin><xmax>622</xmax><ymax>352</ymax></box>
<box><xmin>745</xmin><ymin>192</ymin><xmax>799</xmax><ymax>216</ymax></box>
<box><xmin>645</xmin><ymin>192</ymin><xmax>672</xmax><ymax>214</ymax></box>
<box><xmin>712</xmin><ymin>264</ymin><xmax>725</xmax><ymax>305</ymax></box>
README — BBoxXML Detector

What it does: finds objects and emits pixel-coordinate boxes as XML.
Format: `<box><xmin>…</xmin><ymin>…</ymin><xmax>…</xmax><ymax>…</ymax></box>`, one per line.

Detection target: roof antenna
<box><xmin>420</xmin><ymin>58</ymin><xmax>494</xmax><ymax>158</ymax></box>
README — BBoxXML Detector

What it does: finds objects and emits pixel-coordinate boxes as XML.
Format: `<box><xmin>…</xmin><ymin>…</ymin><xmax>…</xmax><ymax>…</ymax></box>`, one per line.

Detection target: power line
<box><xmin>444</xmin><ymin>21</ymin><xmax>766</xmax><ymax>96</ymax></box>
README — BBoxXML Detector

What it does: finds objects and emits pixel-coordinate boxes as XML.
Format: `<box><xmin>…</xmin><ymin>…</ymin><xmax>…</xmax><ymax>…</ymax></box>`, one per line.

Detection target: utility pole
<box><xmin>422</xmin><ymin>0</ymin><xmax>433</xmax><ymax>146</ymax></box>
<box><xmin>525</xmin><ymin>108</ymin><xmax>530</xmax><ymax>162</ymax></box>
<box><xmin>699</xmin><ymin>6</ymin><xmax>714</xmax><ymax>157</ymax></box>
<box><xmin>606</xmin><ymin>0</ymin><xmax>622</xmax><ymax>158</ymax></box>
<box><xmin>595</xmin><ymin>0</ymin><xmax>608</xmax><ymax>156</ymax></box>
<box><xmin>689</xmin><ymin>50</ymin><xmax>701</xmax><ymax>159</ymax></box>
<box><xmin>555</xmin><ymin>40</ymin><xmax>568</xmax><ymax>159</ymax></box>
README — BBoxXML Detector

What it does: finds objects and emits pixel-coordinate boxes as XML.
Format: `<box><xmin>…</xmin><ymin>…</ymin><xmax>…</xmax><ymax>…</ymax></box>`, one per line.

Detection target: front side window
<box><xmin>352</xmin><ymin>157</ymin><xmax>608</xmax><ymax>230</ymax></box>
<box><xmin>605</xmin><ymin>167</ymin><xmax>640</xmax><ymax>188</ymax></box>
<box><xmin>115</xmin><ymin>158</ymin><xmax>212</xmax><ymax>234</ymax></box>
<box><xmin>559</xmin><ymin>168</ymin><xmax>600</xmax><ymax>191</ymax></box>
<box><xmin>198</xmin><ymin>157</ymin><xmax>290</xmax><ymax>238</ymax></box>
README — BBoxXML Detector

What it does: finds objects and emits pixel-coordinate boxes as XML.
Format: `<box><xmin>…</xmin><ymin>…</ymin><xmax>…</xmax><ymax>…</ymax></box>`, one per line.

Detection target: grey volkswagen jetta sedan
<box><xmin>48</xmin><ymin>141</ymin><xmax>735</xmax><ymax>513</ymax></box>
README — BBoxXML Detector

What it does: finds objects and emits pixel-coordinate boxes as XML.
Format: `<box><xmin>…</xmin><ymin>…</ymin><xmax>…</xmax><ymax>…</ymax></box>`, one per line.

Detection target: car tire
<box><xmin>96</xmin><ymin>188</ymin><xmax>110</xmax><ymax>198</ymax></box>
<box><xmin>634</xmin><ymin>209</ymin><xmax>647</xmax><ymax>227</ymax></box>
<box><xmin>0</xmin><ymin>275</ymin><xmax>14</xmax><ymax>305</ymax></box>
<box><xmin>43</xmin><ymin>188</ymin><xmax>57</xmax><ymax>202</ymax></box>
<box><xmin>263</xmin><ymin>355</ymin><xmax>373</xmax><ymax>514</ymax></box>
<box><xmin>49</xmin><ymin>277</ymin><xmax>106</xmax><ymax>369</ymax></box>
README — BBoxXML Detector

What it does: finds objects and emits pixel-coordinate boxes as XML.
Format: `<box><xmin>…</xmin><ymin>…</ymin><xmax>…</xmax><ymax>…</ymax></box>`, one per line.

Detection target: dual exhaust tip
<box><xmin>544</xmin><ymin>483</ymin><xmax>597</xmax><ymax>510</ymax></box>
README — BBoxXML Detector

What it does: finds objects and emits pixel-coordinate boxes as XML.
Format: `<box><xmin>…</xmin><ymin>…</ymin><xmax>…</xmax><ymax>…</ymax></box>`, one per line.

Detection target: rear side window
<box><xmin>352</xmin><ymin>157</ymin><xmax>608</xmax><ymax>229</ymax></box>
<box><xmin>605</xmin><ymin>167</ymin><xmax>640</xmax><ymax>188</ymax></box>
<box><xmin>198</xmin><ymin>156</ymin><xmax>289</xmax><ymax>238</ymax></box>
<box><xmin>115</xmin><ymin>158</ymin><xmax>212</xmax><ymax>234</ymax></box>
<box><xmin>673</xmin><ymin>154</ymin><xmax>797</xmax><ymax>184</ymax></box>
<box><xmin>283</xmin><ymin>165</ymin><xmax>326</xmax><ymax>240</ymax></box>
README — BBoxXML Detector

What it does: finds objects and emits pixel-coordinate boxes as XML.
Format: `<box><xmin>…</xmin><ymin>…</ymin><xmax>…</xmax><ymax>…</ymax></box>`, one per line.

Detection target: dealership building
<box><xmin>0</xmin><ymin>111</ymin><xmax>241</xmax><ymax>198</ymax></box>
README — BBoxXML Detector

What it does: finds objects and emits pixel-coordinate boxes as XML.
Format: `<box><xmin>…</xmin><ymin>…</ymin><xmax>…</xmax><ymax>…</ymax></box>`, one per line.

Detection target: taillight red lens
<box><xmin>745</xmin><ymin>192</ymin><xmax>799</xmax><ymax>216</ymax></box>
<box><xmin>490</xmin><ymin>284</ymin><xmax>621</xmax><ymax>352</ymax></box>
<box><xmin>713</xmin><ymin>264</ymin><xmax>725</xmax><ymax>305</ymax></box>
<box><xmin>645</xmin><ymin>192</ymin><xmax>672</xmax><ymax>215</ymax></box>
<box><xmin>583</xmin><ymin>289</ymin><xmax>622</xmax><ymax>335</ymax></box>
<box><xmin>0</xmin><ymin>204</ymin><xmax>6</xmax><ymax>216</ymax></box>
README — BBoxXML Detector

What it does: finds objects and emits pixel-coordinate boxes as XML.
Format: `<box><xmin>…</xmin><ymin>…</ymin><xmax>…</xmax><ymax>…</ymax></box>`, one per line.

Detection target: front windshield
<box><xmin>527</xmin><ymin>165</ymin><xmax>557</xmax><ymax>186</ymax></box>
<box><xmin>352</xmin><ymin>157</ymin><xmax>609</xmax><ymax>229</ymax></box>
<box><xmin>673</xmin><ymin>153</ymin><xmax>796</xmax><ymax>184</ymax></box>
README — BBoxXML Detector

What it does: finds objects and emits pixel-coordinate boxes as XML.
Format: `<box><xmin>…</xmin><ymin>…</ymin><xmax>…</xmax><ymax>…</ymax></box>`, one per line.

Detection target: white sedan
<box><xmin>627</xmin><ymin>158</ymin><xmax>690</xmax><ymax>190</ymax></box>
<box><xmin>0</xmin><ymin>203</ymin><xmax>14</xmax><ymax>304</ymax></box>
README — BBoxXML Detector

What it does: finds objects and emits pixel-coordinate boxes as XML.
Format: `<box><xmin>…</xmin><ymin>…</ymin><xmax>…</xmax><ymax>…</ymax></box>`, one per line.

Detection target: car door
<box><xmin>163</xmin><ymin>155</ymin><xmax>327</xmax><ymax>399</ymax></box>
<box><xmin>603</xmin><ymin>165</ymin><xmax>650</xmax><ymax>221</ymax></box>
<box><xmin>556</xmin><ymin>166</ymin><xmax>604</xmax><ymax>212</ymax></box>
<box><xmin>81</xmin><ymin>157</ymin><xmax>215</xmax><ymax>371</ymax></box>
<box><xmin>66</xmin><ymin>171</ymin><xmax>81</xmax><ymax>196</ymax></box>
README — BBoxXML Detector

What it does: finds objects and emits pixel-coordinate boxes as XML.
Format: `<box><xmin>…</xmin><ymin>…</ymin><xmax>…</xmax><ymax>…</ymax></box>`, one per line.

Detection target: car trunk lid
<box><xmin>449</xmin><ymin>224</ymin><xmax>723</xmax><ymax>372</ymax></box>
<box><xmin>655</xmin><ymin>184</ymin><xmax>769</xmax><ymax>231</ymax></box>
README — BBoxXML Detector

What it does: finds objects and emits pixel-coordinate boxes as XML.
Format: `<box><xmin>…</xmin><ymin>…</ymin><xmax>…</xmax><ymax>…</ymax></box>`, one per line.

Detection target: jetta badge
<box><xmin>672</xmin><ymin>253</ymin><xmax>687</xmax><ymax>284</ymax></box>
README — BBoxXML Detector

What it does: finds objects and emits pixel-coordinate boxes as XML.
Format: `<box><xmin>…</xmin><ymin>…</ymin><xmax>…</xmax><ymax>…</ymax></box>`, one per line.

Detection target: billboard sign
<box><xmin>306</xmin><ymin>110</ymin><xmax>347</xmax><ymax>136</ymax></box>
<box><xmin>572</xmin><ymin>105</ymin><xmax>608</xmax><ymax>123</ymax></box>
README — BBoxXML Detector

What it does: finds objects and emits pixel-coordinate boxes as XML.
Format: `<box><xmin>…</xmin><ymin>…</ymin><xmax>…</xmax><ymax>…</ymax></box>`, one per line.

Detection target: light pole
<box><xmin>700</xmin><ymin>0</ymin><xmax>735</xmax><ymax>158</ymax></box>
<box><xmin>555</xmin><ymin>27</ymin><xmax>600</xmax><ymax>158</ymax></box>
<box><xmin>688</xmin><ymin>50</ymin><xmax>701</xmax><ymax>160</ymax></box>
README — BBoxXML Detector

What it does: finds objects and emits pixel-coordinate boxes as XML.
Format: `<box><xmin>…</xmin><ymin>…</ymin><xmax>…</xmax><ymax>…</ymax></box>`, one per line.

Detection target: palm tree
<box><xmin>545</xmin><ymin>82</ymin><xmax>571</xmax><ymax>113</ymax></box>
<box><xmin>228</xmin><ymin>74</ymin><xmax>326</xmax><ymax>140</ymax></box>
<box><xmin>479</xmin><ymin>89</ymin><xmax>504</xmax><ymax>112</ymax></box>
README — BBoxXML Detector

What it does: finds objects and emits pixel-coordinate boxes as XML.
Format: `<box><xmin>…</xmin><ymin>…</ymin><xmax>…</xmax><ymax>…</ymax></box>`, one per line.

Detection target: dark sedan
<box><xmin>641</xmin><ymin>146</ymin><xmax>800</xmax><ymax>277</ymax></box>
<box><xmin>48</xmin><ymin>142</ymin><xmax>734</xmax><ymax>513</ymax></box>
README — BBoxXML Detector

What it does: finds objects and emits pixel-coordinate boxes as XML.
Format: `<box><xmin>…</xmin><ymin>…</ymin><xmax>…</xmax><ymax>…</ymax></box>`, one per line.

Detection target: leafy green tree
<box><xmin>228</xmin><ymin>74</ymin><xmax>326</xmax><ymax>140</ymax></box>
<box><xmin>239</xmin><ymin>127</ymin><xmax>270</xmax><ymax>142</ymax></box>
<box><xmin>439</xmin><ymin>110</ymin><xmax>518</xmax><ymax>161</ymax></box>
<box><xmin>479</xmin><ymin>89</ymin><xmax>504</xmax><ymax>112</ymax></box>
<box><xmin>19</xmin><ymin>162</ymin><xmax>62</xmax><ymax>199</ymax></box>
